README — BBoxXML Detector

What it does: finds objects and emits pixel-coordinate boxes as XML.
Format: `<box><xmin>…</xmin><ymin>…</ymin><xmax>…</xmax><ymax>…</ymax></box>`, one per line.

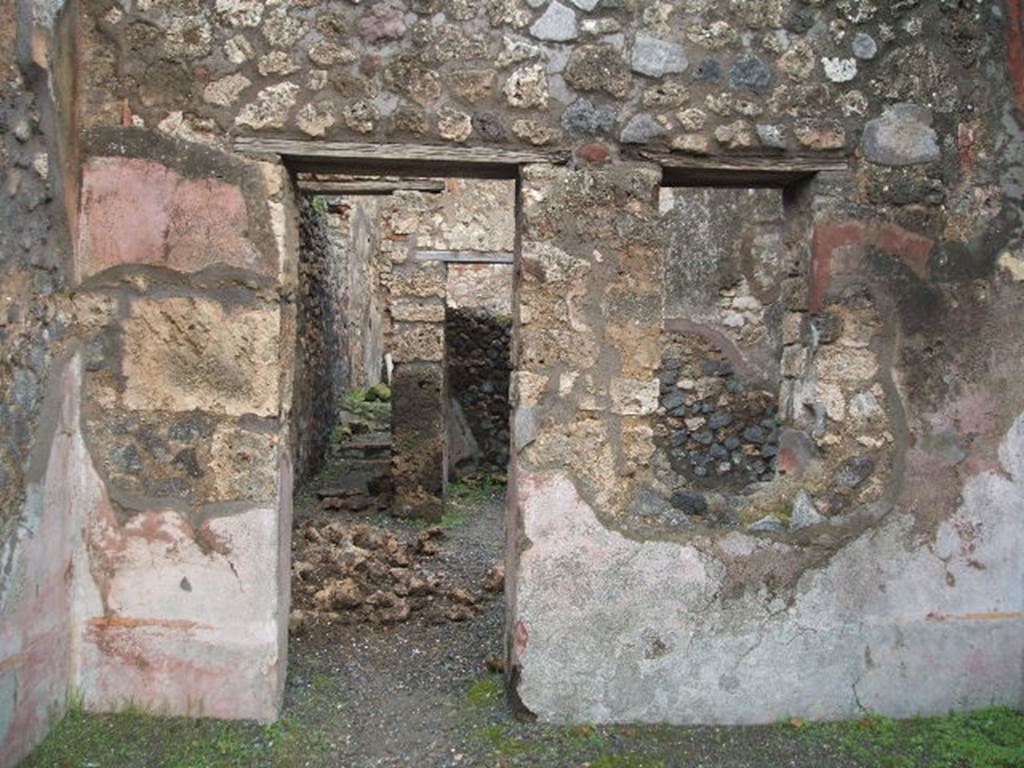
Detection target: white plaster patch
<box><xmin>821</xmin><ymin>56</ymin><xmax>858</xmax><ymax>83</ymax></box>
<box><xmin>997</xmin><ymin>251</ymin><xmax>1024</xmax><ymax>281</ymax></box>
<box><xmin>609</xmin><ymin>378</ymin><xmax>659</xmax><ymax>415</ymax></box>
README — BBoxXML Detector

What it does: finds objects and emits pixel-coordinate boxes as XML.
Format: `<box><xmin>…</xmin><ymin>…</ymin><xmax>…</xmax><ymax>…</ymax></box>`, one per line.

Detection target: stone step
<box><xmin>337</xmin><ymin>442</ymin><xmax>392</xmax><ymax>459</ymax></box>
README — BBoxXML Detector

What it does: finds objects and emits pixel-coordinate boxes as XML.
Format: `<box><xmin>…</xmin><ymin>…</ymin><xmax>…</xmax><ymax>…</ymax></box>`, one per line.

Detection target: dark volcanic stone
<box><xmin>670</xmin><ymin>489</ymin><xmax>708</xmax><ymax>515</ymax></box>
<box><xmin>662</xmin><ymin>391</ymin><xmax>686</xmax><ymax>410</ymax></box>
<box><xmin>629</xmin><ymin>485</ymin><xmax>673</xmax><ymax>518</ymax></box>
<box><xmin>110</xmin><ymin>444</ymin><xmax>143</xmax><ymax>473</ymax></box>
<box><xmin>743</xmin><ymin>425</ymin><xmax>766</xmax><ymax>444</ymax></box>
<box><xmin>173</xmin><ymin>448</ymin><xmax>204</xmax><ymax>478</ymax></box>
<box><xmin>730</xmin><ymin>57</ymin><xmax>772</xmax><ymax>92</ymax></box>
<box><xmin>708</xmin><ymin>412</ymin><xmax>734</xmax><ymax>430</ymax></box>
<box><xmin>693</xmin><ymin>58</ymin><xmax>721</xmax><ymax>82</ymax></box>
<box><xmin>786</xmin><ymin>9</ymin><xmax>816</xmax><ymax>33</ymax></box>
<box><xmin>561</xmin><ymin>97</ymin><xmax>619</xmax><ymax>135</ymax></box>
<box><xmin>835</xmin><ymin>455</ymin><xmax>876</xmax><ymax>488</ymax></box>
<box><xmin>694</xmin><ymin>430</ymin><xmax>714</xmax><ymax>445</ymax></box>
<box><xmin>811</xmin><ymin>312</ymin><xmax>844</xmax><ymax>344</ymax></box>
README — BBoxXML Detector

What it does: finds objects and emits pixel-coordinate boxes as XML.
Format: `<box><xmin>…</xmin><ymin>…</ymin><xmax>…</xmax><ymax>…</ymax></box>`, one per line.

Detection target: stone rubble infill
<box><xmin>290</xmin><ymin>521</ymin><xmax>498</xmax><ymax>631</ymax></box>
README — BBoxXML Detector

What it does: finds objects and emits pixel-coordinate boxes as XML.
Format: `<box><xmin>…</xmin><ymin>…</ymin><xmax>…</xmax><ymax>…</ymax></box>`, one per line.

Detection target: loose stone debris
<box><xmin>291</xmin><ymin>520</ymin><xmax>492</xmax><ymax>629</ymax></box>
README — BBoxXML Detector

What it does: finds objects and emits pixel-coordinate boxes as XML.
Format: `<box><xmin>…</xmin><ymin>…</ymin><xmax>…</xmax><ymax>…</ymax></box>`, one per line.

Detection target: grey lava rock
<box><xmin>730</xmin><ymin>57</ymin><xmax>772</xmax><ymax>92</ymax></box>
<box><xmin>620</xmin><ymin>112</ymin><xmax>666</xmax><ymax>144</ymax></box>
<box><xmin>658</xmin><ymin>369</ymin><xmax>679</xmax><ymax>388</ymax></box>
<box><xmin>756</xmin><ymin>123</ymin><xmax>787</xmax><ymax>149</ymax></box>
<box><xmin>530</xmin><ymin>1</ymin><xmax>578</xmax><ymax>42</ymax></box>
<box><xmin>791</xmin><ymin>490</ymin><xmax>824</xmax><ymax>529</ymax></box>
<box><xmin>693</xmin><ymin>58</ymin><xmax>721</xmax><ymax>82</ymax></box>
<box><xmin>662</xmin><ymin>390</ymin><xmax>686</xmax><ymax>411</ymax></box>
<box><xmin>743</xmin><ymin>425</ymin><xmax>766</xmax><ymax>444</ymax></box>
<box><xmin>834</xmin><ymin>455</ymin><xmax>876</xmax><ymax>488</ymax></box>
<box><xmin>708</xmin><ymin>412</ymin><xmax>734</xmax><ymax>430</ymax></box>
<box><xmin>749</xmin><ymin>515</ymin><xmax>786</xmax><ymax>534</ymax></box>
<box><xmin>669</xmin><ymin>489</ymin><xmax>708</xmax><ymax>515</ymax></box>
<box><xmin>631</xmin><ymin>33</ymin><xmax>688</xmax><ymax>77</ymax></box>
<box><xmin>852</xmin><ymin>32</ymin><xmax>878</xmax><ymax>60</ymax></box>
<box><xmin>561</xmin><ymin>98</ymin><xmax>618</xmax><ymax>135</ymax></box>
<box><xmin>862</xmin><ymin>104</ymin><xmax>940</xmax><ymax>166</ymax></box>
<box><xmin>630</xmin><ymin>485</ymin><xmax>673</xmax><ymax>518</ymax></box>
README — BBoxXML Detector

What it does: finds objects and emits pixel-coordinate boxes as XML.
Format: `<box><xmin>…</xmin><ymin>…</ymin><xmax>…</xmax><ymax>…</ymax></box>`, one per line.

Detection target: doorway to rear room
<box><xmin>285</xmin><ymin>158</ymin><xmax>518</xmax><ymax>634</ymax></box>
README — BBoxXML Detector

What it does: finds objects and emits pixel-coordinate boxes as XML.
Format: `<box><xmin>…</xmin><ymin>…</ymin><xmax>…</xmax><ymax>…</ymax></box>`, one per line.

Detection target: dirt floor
<box><xmin>23</xmin><ymin>478</ymin><xmax>1024</xmax><ymax>767</ymax></box>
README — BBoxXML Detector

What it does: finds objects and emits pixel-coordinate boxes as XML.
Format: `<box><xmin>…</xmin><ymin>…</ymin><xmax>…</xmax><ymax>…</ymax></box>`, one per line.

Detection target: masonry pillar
<box><xmin>68</xmin><ymin>128</ymin><xmax>297</xmax><ymax>722</ymax></box>
<box><xmin>506</xmin><ymin>161</ymin><xmax>667</xmax><ymax>716</ymax></box>
<box><xmin>388</xmin><ymin>259</ymin><xmax>448</xmax><ymax>520</ymax></box>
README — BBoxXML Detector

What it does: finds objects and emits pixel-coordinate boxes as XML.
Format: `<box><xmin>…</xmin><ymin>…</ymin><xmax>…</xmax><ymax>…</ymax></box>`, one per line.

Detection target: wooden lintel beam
<box><xmin>642</xmin><ymin>151</ymin><xmax>850</xmax><ymax>187</ymax></box>
<box><xmin>298</xmin><ymin>179</ymin><xmax>447</xmax><ymax>195</ymax></box>
<box><xmin>234</xmin><ymin>138</ymin><xmax>568</xmax><ymax>178</ymax></box>
<box><xmin>416</xmin><ymin>250</ymin><xmax>514</xmax><ymax>264</ymax></box>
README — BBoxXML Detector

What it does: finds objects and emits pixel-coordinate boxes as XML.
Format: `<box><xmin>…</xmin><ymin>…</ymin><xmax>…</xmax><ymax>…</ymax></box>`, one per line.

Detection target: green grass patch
<box><xmin>448</xmin><ymin>472</ymin><xmax>505</xmax><ymax>505</ymax></box>
<box><xmin>796</xmin><ymin>707</ymin><xmax>1024</xmax><ymax>768</ymax></box>
<box><xmin>24</xmin><ymin>704</ymin><xmax>327</xmax><ymax>768</ymax></box>
<box><xmin>440</xmin><ymin>506</ymin><xmax>467</xmax><ymax>530</ymax></box>
<box><xmin>472</xmin><ymin>723</ymin><xmax>529</xmax><ymax>755</ymax></box>
<box><xmin>592</xmin><ymin>756</ymin><xmax>666</xmax><ymax>768</ymax></box>
<box><xmin>466</xmin><ymin>673</ymin><xmax>505</xmax><ymax>708</ymax></box>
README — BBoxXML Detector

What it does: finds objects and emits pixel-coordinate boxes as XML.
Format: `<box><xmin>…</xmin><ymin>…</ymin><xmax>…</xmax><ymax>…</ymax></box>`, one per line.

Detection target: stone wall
<box><xmin>327</xmin><ymin>196</ymin><xmax>387</xmax><ymax>392</ymax></box>
<box><xmin>294</xmin><ymin>199</ymin><xmax>348</xmax><ymax>483</ymax></box>
<box><xmin>1</xmin><ymin>0</ymin><xmax>1022</xmax><ymax>747</ymax></box>
<box><xmin>2</xmin><ymin>65</ymin><xmax>299</xmax><ymax>761</ymax></box>
<box><xmin>655</xmin><ymin>188</ymin><xmax>785</xmax><ymax>507</ymax></box>
<box><xmin>71</xmin><ymin>127</ymin><xmax>296</xmax><ymax>723</ymax></box>
<box><xmin>379</xmin><ymin>179</ymin><xmax>515</xmax><ymax>517</ymax></box>
<box><xmin>446</xmin><ymin>306</ymin><xmax>513</xmax><ymax>475</ymax></box>
<box><xmin>0</xmin><ymin>3</ymin><xmax>78</xmax><ymax>765</ymax></box>
<box><xmin>447</xmin><ymin>262</ymin><xmax>514</xmax><ymax>316</ymax></box>
<box><xmin>77</xmin><ymin>0</ymin><xmax>983</xmax><ymax>160</ymax></box>
<box><xmin>507</xmin><ymin>154</ymin><xmax>1024</xmax><ymax>724</ymax></box>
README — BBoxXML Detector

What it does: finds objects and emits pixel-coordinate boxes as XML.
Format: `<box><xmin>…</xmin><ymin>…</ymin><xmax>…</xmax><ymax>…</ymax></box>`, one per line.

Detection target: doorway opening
<box><xmin>288</xmin><ymin>170</ymin><xmax>516</xmax><ymax>632</ymax></box>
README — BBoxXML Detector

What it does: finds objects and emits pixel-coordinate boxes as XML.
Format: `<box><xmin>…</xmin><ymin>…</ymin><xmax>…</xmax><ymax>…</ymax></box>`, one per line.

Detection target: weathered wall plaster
<box><xmin>0</xmin><ymin>1</ymin><xmax>78</xmax><ymax>764</ymax></box>
<box><xmin>67</xmin><ymin>128</ymin><xmax>297</xmax><ymax>724</ymax></box>
<box><xmin>506</xmin><ymin>160</ymin><xmax>1024</xmax><ymax>722</ymax></box>
<box><xmin>3</xmin><ymin>0</ymin><xmax>1024</xmax><ymax>756</ymax></box>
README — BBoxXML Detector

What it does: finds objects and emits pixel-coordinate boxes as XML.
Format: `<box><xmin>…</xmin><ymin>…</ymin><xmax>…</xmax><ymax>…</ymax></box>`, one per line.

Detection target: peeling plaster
<box><xmin>511</xmin><ymin>411</ymin><xmax>1024</xmax><ymax>722</ymax></box>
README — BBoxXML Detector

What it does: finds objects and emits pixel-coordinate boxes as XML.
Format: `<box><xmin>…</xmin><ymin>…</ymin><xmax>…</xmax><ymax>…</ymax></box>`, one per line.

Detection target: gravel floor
<box><xmin>285</xmin><ymin>488</ymin><xmax>508</xmax><ymax>768</ymax></box>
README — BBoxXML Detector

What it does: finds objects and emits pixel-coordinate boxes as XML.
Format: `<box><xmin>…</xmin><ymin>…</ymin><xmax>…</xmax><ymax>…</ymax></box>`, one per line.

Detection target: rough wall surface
<box><xmin>332</xmin><ymin>197</ymin><xmax>386</xmax><ymax>391</ymax></box>
<box><xmin>75</xmin><ymin>0</ymin><xmax>984</xmax><ymax>159</ymax></box>
<box><xmin>446</xmin><ymin>306</ymin><xmax>513</xmax><ymax>475</ymax></box>
<box><xmin>0</xmin><ymin>2</ymin><xmax>78</xmax><ymax>765</ymax></box>
<box><xmin>507</xmin><ymin>152</ymin><xmax>1024</xmax><ymax>722</ymax></box>
<box><xmin>70</xmin><ymin>128</ymin><xmax>296</xmax><ymax>724</ymax></box>
<box><xmin>380</xmin><ymin>179</ymin><xmax>514</xmax><ymax>516</ymax></box>
<box><xmin>294</xmin><ymin>198</ymin><xmax>347</xmax><ymax>483</ymax></box>
<box><xmin>1</xmin><ymin>0</ymin><xmax>1023</xmax><ymax>748</ymax></box>
<box><xmin>447</xmin><ymin>262</ymin><xmax>514</xmax><ymax>316</ymax></box>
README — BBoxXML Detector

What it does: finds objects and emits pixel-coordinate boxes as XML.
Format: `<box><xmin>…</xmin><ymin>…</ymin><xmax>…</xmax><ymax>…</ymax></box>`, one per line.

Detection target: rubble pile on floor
<box><xmin>290</xmin><ymin>521</ymin><xmax>502</xmax><ymax>631</ymax></box>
